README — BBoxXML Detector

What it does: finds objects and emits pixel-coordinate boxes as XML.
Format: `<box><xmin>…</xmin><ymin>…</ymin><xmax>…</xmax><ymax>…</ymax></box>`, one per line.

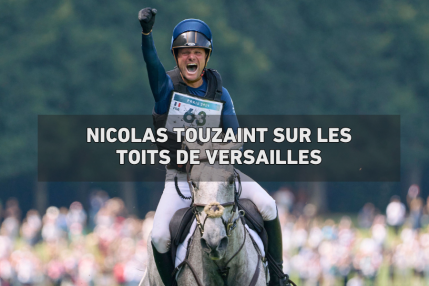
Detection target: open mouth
<box><xmin>186</xmin><ymin>63</ymin><xmax>198</xmax><ymax>74</ymax></box>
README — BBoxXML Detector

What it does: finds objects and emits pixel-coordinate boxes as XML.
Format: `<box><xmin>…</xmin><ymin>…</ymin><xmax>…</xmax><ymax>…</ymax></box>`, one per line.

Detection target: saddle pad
<box><xmin>245</xmin><ymin>224</ymin><xmax>265</xmax><ymax>257</ymax></box>
<box><xmin>175</xmin><ymin>221</ymin><xmax>265</xmax><ymax>268</ymax></box>
<box><xmin>169</xmin><ymin>207</ymin><xmax>195</xmax><ymax>265</ymax></box>
<box><xmin>238</xmin><ymin>199</ymin><xmax>268</xmax><ymax>252</ymax></box>
<box><xmin>175</xmin><ymin>219</ymin><xmax>197</xmax><ymax>268</ymax></box>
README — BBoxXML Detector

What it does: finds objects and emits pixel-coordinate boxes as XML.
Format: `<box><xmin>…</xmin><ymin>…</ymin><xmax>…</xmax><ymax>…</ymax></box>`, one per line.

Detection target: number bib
<box><xmin>165</xmin><ymin>92</ymin><xmax>224</xmax><ymax>133</ymax></box>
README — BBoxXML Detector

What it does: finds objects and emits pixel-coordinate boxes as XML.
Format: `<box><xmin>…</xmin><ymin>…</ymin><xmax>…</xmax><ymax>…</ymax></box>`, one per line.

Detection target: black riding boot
<box><xmin>264</xmin><ymin>214</ymin><xmax>292</xmax><ymax>286</ymax></box>
<box><xmin>152</xmin><ymin>242</ymin><xmax>175</xmax><ymax>286</ymax></box>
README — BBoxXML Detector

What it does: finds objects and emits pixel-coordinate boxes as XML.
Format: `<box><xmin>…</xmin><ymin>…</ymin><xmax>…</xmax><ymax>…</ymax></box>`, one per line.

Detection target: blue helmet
<box><xmin>170</xmin><ymin>19</ymin><xmax>213</xmax><ymax>60</ymax></box>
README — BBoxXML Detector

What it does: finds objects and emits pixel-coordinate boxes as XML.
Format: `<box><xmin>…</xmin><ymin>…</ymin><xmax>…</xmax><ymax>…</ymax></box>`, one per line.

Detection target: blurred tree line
<box><xmin>1</xmin><ymin>0</ymin><xmax>428</xmax><ymax>215</ymax></box>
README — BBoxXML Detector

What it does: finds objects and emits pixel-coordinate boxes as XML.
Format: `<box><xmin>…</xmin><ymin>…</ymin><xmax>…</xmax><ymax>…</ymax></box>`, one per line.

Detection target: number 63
<box><xmin>183</xmin><ymin>109</ymin><xmax>206</xmax><ymax>126</ymax></box>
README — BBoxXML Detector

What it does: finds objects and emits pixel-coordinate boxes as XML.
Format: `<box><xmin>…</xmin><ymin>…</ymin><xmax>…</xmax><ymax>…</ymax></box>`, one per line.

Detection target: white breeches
<box><xmin>151</xmin><ymin>167</ymin><xmax>277</xmax><ymax>253</ymax></box>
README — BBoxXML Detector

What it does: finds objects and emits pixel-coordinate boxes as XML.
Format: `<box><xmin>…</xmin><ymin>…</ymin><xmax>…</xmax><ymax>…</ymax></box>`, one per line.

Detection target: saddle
<box><xmin>169</xmin><ymin>198</ymin><xmax>268</xmax><ymax>268</ymax></box>
<box><xmin>169</xmin><ymin>206</ymin><xmax>195</xmax><ymax>264</ymax></box>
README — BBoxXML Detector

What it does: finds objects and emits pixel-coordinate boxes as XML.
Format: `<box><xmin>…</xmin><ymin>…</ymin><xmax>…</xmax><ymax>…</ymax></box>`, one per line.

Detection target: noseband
<box><xmin>192</xmin><ymin>201</ymin><xmax>245</xmax><ymax>237</ymax></box>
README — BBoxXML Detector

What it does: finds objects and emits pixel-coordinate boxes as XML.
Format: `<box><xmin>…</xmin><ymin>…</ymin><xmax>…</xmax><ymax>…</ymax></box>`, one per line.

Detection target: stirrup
<box><xmin>269</xmin><ymin>273</ymin><xmax>297</xmax><ymax>286</ymax></box>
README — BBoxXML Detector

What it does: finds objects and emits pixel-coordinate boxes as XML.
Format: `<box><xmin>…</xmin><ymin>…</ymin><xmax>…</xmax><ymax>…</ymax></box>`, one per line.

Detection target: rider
<box><xmin>139</xmin><ymin>8</ymin><xmax>290</xmax><ymax>286</ymax></box>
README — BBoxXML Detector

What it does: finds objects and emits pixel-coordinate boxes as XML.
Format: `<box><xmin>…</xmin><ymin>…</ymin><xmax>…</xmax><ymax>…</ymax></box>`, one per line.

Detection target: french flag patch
<box><xmin>174</xmin><ymin>102</ymin><xmax>181</xmax><ymax>107</ymax></box>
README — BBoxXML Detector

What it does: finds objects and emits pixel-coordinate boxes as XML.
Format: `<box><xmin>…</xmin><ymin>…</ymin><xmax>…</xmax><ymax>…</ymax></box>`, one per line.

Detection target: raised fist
<box><xmin>138</xmin><ymin>8</ymin><xmax>157</xmax><ymax>33</ymax></box>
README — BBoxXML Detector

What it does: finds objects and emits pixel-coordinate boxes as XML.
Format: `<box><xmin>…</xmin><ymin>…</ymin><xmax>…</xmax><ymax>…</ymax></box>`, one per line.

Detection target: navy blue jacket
<box><xmin>141</xmin><ymin>33</ymin><xmax>239</xmax><ymax>133</ymax></box>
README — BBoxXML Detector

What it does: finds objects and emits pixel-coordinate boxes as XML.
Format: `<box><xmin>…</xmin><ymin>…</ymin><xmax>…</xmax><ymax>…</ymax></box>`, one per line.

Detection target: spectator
<box><xmin>358</xmin><ymin>203</ymin><xmax>376</xmax><ymax>229</ymax></box>
<box><xmin>273</xmin><ymin>187</ymin><xmax>295</xmax><ymax>215</ymax></box>
<box><xmin>346</xmin><ymin>273</ymin><xmax>364</xmax><ymax>286</ymax></box>
<box><xmin>20</xmin><ymin>209</ymin><xmax>42</xmax><ymax>246</ymax></box>
<box><xmin>6</xmin><ymin>192</ymin><xmax>429</xmax><ymax>285</ymax></box>
<box><xmin>1</xmin><ymin>198</ymin><xmax>21</xmax><ymax>240</ymax></box>
<box><xmin>386</xmin><ymin>196</ymin><xmax>406</xmax><ymax>234</ymax></box>
<box><xmin>353</xmin><ymin>238</ymin><xmax>382</xmax><ymax>285</ymax></box>
<box><xmin>88</xmin><ymin>190</ymin><xmax>109</xmax><ymax>230</ymax></box>
<box><xmin>371</xmin><ymin>215</ymin><xmax>387</xmax><ymax>250</ymax></box>
<box><xmin>410</xmin><ymin>197</ymin><xmax>423</xmax><ymax>232</ymax></box>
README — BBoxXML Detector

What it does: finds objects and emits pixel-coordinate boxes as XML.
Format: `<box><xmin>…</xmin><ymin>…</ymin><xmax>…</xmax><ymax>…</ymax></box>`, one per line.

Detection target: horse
<box><xmin>139</xmin><ymin>140</ymin><xmax>267</xmax><ymax>286</ymax></box>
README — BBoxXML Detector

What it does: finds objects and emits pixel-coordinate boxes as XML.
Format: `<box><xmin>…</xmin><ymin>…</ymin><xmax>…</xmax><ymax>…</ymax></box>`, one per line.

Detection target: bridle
<box><xmin>192</xmin><ymin>202</ymin><xmax>245</xmax><ymax>237</ymax></box>
<box><xmin>180</xmin><ymin>157</ymin><xmax>244</xmax><ymax>238</ymax></box>
<box><xmin>191</xmin><ymin>197</ymin><xmax>247</xmax><ymax>286</ymax></box>
<box><xmin>187</xmin><ymin>161</ymin><xmax>247</xmax><ymax>278</ymax></box>
<box><xmin>173</xmin><ymin>161</ymin><xmax>262</xmax><ymax>286</ymax></box>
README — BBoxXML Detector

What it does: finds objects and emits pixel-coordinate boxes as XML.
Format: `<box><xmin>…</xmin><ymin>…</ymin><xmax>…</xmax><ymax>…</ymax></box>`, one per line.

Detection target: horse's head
<box><xmin>184</xmin><ymin>139</ymin><xmax>243</xmax><ymax>260</ymax></box>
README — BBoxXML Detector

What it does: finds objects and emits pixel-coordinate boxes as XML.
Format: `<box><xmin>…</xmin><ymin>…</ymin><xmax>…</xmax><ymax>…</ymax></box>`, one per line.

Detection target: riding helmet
<box><xmin>170</xmin><ymin>19</ymin><xmax>213</xmax><ymax>64</ymax></box>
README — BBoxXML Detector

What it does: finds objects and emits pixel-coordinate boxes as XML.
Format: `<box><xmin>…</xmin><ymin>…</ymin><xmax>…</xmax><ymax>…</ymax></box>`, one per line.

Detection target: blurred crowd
<box><xmin>275</xmin><ymin>184</ymin><xmax>429</xmax><ymax>286</ymax></box>
<box><xmin>0</xmin><ymin>185</ymin><xmax>427</xmax><ymax>286</ymax></box>
<box><xmin>0</xmin><ymin>191</ymin><xmax>151</xmax><ymax>286</ymax></box>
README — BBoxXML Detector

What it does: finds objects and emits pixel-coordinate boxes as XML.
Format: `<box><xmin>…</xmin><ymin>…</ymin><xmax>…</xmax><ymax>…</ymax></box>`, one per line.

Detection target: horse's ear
<box><xmin>183</xmin><ymin>140</ymin><xmax>213</xmax><ymax>161</ymax></box>
<box><xmin>182</xmin><ymin>129</ymin><xmax>213</xmax><ymax>158</ymax></box>
<box><xmin>214</xmin><ymin>141</ymin><xmax>243</xmax><ymax>151</ymax></box>
<box><xmin>183</xmin><ymin>140</ymin><xmax>205</xmax><ymax>151</ymax></box>
<box><xmin>182</xmin><ymin>126</ymin><xmax>207</xmax><ymax>150</ymax></box>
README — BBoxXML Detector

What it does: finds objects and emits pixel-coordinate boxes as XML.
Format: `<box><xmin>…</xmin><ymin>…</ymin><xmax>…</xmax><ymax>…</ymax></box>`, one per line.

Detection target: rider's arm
<box><xmin>221</xmin><ymin>87</ymin><xmax>239</xmax><ymax>135</ymax></box>
<box><xmin>141</xmin><ymin>33</ymin><xmax>174</xmax><ymax>114</ymax></box>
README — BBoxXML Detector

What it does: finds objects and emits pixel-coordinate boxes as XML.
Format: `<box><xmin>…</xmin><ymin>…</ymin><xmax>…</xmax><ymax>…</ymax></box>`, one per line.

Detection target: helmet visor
<box><xmin>172</xmin><ymin>31</ymin><xmax>212</xmax><ymax>51</ymax></box>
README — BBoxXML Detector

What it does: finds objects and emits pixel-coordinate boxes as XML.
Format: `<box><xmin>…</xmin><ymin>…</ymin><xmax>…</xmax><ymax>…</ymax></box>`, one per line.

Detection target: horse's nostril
<box><xmin>218</xmin><ymin>236</ymin><xmax>229</xmax><ymax>251</ymax></box>
<box><xmin>200</xmin><ymin>238</ymin><xmax>211</xmax><ymax>253</ymax></box>
<box><xmin>201</xmin><ymin>236</ymin><xmax>228</xmax><ymax>254</ymax></box>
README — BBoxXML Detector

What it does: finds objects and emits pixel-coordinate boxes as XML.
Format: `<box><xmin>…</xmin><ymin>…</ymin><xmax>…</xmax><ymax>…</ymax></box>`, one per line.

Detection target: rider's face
<box><xmin>176</xmin><ymin>47</ymin><xmax>207</xmax><ymax>86</ymax></box>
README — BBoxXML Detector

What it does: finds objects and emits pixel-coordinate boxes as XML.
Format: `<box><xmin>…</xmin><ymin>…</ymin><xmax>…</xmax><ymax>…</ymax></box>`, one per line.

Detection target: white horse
<box><xmin>140</xmin><ymin>141</ymin><xmax>266</xmax><ymax>286</ymax></box>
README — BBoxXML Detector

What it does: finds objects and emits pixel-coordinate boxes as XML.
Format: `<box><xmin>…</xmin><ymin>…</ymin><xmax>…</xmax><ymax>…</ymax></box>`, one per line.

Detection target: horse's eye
<box><xmin>191</xmin><ymin>181</ymin><xmax>197</xmax><ymax>188</ymax></box>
